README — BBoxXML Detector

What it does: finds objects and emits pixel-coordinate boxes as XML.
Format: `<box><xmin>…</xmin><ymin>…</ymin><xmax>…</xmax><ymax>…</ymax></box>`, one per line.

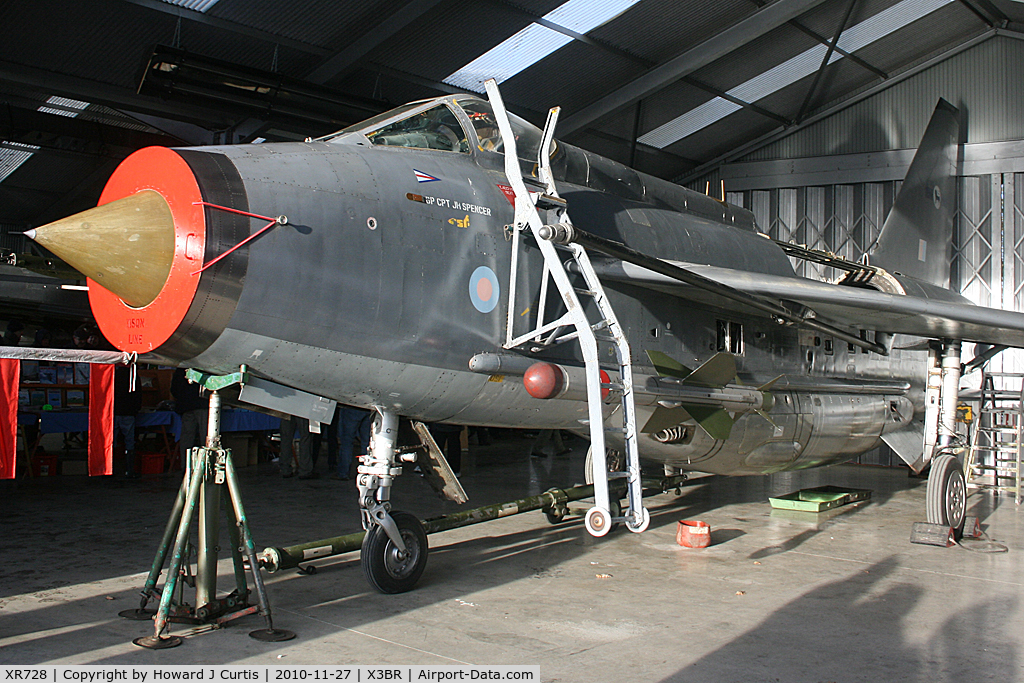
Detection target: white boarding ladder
<box><xmin>964</xmin><ymin>370</ymin><xmax>1024</xmax><ymax>505</ymax></box>
<box><xmin>484</xmin><ymin>79</ymin><xmax>648</xmax><ymax>536</ymax></box>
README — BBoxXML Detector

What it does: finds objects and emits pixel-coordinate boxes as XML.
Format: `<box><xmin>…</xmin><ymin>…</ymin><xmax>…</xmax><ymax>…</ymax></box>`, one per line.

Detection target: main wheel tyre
<box><xmin>926</xmin><ymin>454</ymin><xmax>966</xmax><ymax>538</ymax></box>
<box><xmin>361</xmin><ymin>511</ymin><xmax>428</xmax><ymax>594</ymax></box>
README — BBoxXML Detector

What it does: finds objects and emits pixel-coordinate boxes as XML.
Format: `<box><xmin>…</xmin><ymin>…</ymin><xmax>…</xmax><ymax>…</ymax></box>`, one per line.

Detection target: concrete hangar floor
<box><xmin>1</xmin><ymin>432</ymin><xmax>1021</xmax><ymax>682</ymax></box>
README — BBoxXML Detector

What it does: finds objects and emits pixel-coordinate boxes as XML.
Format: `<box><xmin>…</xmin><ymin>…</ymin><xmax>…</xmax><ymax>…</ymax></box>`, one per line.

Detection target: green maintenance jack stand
<box><xmin>126</xmin><ymin>367</ymin><xmax>296</xmax><ymax>648</ymax></box>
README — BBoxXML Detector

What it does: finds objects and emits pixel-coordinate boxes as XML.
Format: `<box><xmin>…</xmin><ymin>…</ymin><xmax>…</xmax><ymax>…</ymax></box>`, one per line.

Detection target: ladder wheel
<box><xmin>584</xmin><ymin>507</ymin><xmax>612</xmax><ymax>537</ymax></box>
<box><xmin>625</xmin><ymin>506</ymin><xmax>650</xmax><ymax>533</ymax></box>
<box><xmin>926</xmin><ymin>454</ymin><xmax>967</xmax><ymax>539</ymax></box>
<box><xmin>361</xmin><ymin>511</ymin><xmax>428</xmax><ymax>594</ymax></box>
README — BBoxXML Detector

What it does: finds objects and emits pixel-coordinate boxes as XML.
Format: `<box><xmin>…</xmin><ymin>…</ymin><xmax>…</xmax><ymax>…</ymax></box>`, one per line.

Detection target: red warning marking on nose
<box><xmin>497</xmin><ymin>184</ymin><xmax>516</xmax><ymax>205</ymax></box>
<box><xmin>89</xmin><ymin>146</ymin><xmax>205</xmax><ymax>353</ymax></box>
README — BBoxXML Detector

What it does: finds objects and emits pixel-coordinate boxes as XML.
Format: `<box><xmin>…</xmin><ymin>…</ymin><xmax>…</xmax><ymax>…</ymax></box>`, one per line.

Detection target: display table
<box><xmin>16</xmin><ymin>408</ymin><xmax>281</xmax><ymax>475</ymax></box>
<box><xmin>19</xmin><ymin>410</ymin><xmax>182</xmax><ymax>440</ymax></box>
<box><xmin>18</xmin><ymin>408</ymin><xmax>279</xmax><ymax>439</ymax></box>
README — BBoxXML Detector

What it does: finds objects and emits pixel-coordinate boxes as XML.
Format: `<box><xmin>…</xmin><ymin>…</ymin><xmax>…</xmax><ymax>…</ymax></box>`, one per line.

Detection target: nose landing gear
<box><xmin>361</xmin><ymin>510</ymin><xmax>429</xmax><ymax>593</ymax></box>
<box><xmin>356</xmin><ymin>409</ymin><xmax>429</xmax><ymax>593</ymax></box>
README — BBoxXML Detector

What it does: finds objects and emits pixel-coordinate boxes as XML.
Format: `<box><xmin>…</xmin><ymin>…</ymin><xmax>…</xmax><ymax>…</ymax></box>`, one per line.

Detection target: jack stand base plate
<box><xmin>133</xmin><ymin>635</ymin><xmax>183</xmax><ymax>649</ymax></box>
<box><xmin>119</xmin><ymin>609</ymin><xmax>155</xmax><ymax>621</ymax></box>
<box><xmin>249</xmin><ymin>628</ymin><xmax>296</xmax><ymax>642</ymax></box>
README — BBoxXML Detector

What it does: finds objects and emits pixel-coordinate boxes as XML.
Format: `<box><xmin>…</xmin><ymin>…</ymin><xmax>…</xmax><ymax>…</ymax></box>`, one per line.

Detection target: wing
<box><xmin>590</xmin><ymin>258</ymin><xmax>1024</xmax><ymax>348</ymax></box>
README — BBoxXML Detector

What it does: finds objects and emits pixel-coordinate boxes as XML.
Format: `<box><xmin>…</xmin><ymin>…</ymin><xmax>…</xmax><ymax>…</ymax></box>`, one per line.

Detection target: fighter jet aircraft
<box><xmin>24</xmin><ymin>82</ymin><xmax>1024</xmax><ymax>594</ymax></box>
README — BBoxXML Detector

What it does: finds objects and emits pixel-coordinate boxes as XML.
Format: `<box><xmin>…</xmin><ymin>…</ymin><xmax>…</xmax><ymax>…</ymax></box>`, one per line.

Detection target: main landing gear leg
<box><xmin>356</xmin><ymin>409</ymin><xmax>428</xmax><ymax>593</ymax></box>
<box><xmin>925</xmin><ymin>340</ymin><xmax>967</xmax><ymax>539</ymax></box>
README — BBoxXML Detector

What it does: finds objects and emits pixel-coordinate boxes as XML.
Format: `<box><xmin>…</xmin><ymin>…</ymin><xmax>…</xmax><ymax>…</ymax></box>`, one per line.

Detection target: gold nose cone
<box><xmin>28</xmin><ymin>190</ymin><xmax>176</xmax><ymax>308</ymax></box>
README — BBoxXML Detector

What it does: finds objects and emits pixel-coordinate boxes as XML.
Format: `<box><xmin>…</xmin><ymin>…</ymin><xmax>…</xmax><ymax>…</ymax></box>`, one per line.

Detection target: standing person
<box><xmin>330</xmin><ymin>405</ymin><xmax>371</xmax><ymax>481</ymax></box>
<box><xmin>72</xmin><ymin>323</ymin><xmax>101</xmax><ymax>350</ymax></box>
<box><xmin>171</xmin><ymin>368</ymin><xmax>207</xmax><ymax>464</ymax></box>
<box><xmin>3</xmin><ymin>319</ymin><xmax>24</xmax><ymax>346</ymax></box>
<box><xmin>33</xmin><ymin>328</ymin><xmax>51</xmax><ymax>348</ymax></box>
<box><xmin>531</xmin><ymin>429</ymin><xmax>570</xmax><ymax>458</ymax></box>
<box><xmin>113</xmin><ymin>364</ymin><xmax>141</xmax><ymax>477</ymax></box>
<box><xmin>278</xmin><ymin>416</ymin><xmax>298</xmax><ymax>478</ymax></box>
<box><xmin>428</xmin><ymin>422</ymin><xmax>463</xmax><ymax>477</ymax></box>
<box><xmin>280</xmin><ymin>416</ymin><xmax>317</xmax><ymax>479</ymax></box>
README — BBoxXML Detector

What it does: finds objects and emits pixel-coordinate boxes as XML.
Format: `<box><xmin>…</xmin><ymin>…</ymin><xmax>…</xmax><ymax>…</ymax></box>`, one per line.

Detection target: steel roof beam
<box><xmin>580</xmin><ymin>127</ymin><xmax>701</xmax><ymax>167</ymax></box>
<box><xmin>681</xmin><ymin>76</ymin><xmax>790</xmax><ymax>126</ymax></box>
<box><xmin>0</xmin><ymin>60</ymin><xmax>238</xmax><ymax>129</ymax></box>
<box><xmin>304</xmin><ymin>0</ymin><xmax>449</xmax><ymax>85</ymax></box>
<box><xmin>786</xmin><ymin>17</ymin><xmax>887</xmax><ymax>79</ymax></box>
<box><xmin>559</xmin><ymin>0</ymin><xmax>832</xmax><ymax>136</ymax></box>
<box><xmin>117</xmin><ymin>0</ymin><xmax>333</xmax><ymax>57</ymax></box>
<box><xmin>1</xmin><ymin>105</ymin><xmax>181</xmax><ymax>151</ymax></box>
<box><xmin>491</xmin><ymin>0</ymin><xmax>655</xmax><ymax>68</ymax></box>
<box><xmin>795</xmin><ymin>0</ymin><xmax>857</xmax><ymax>123</ymax></box>
<box><xmin>957</xmin><ymin>0</ymin><xmax>1009</xmax><ymax>28</ymax></box>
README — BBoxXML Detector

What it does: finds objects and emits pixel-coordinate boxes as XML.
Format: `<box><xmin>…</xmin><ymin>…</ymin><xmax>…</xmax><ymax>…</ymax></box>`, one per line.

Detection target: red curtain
<box><xmin>0</xmin><ymin>359</ymin><xmax>19</xmax><ymax>479</ymax></box>
<box><xmin>89</xmin><ymin>364</ymin><xmax>114</xmax><ymax>476</ymax></box>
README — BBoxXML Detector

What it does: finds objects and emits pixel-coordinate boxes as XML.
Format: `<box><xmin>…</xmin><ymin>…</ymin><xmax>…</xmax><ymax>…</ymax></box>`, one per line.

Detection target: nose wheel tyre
<box><xmin>926</xmin><ymin>453</ymin><xmax>966</xmax><ymax>539</ymax></box>
<box><xmin>361</xmin><ymin>511</ymin><xmax>428</xmax><ymax>594</ymax></box>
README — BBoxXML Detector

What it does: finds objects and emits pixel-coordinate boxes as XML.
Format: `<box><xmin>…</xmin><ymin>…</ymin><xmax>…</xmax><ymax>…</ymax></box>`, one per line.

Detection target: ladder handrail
<box><xmin>485</xmin><ymin>79</ymin><xmax>647</xmax><ymax>533</ymax></box>
<box><xmin>964</xmin><ymin>367</ymin><xmax>1023</xmax><ymax>504</ymax></box>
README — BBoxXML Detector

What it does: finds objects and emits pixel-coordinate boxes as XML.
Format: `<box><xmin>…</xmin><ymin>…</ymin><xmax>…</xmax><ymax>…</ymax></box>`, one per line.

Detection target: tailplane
<box><xmin>869</xmin><ymin>98</ymin><xmax>960</xmax><ymax>288</ymax></box>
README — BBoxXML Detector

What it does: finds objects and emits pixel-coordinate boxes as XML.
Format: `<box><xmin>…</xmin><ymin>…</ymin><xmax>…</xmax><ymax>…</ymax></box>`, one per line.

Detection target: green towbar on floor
<box><xmin>259</xmin><ymin>475</ymin><xmax>690</xmax><ymax>573</ymax></box>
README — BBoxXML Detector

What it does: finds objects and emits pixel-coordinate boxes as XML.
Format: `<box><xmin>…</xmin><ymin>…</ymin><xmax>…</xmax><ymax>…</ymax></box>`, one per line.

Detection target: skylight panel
<box><xmin>37</xmin><ymin>96</ymin><xmax>90</xmax><ymax>118</ymax></box>
<box><xmin>639</xmin><ymin>0</ymin><xmax>954</xmax><ymax>149</ymax></box>
<box><xmin>836</xmin><ymin>0</ymin><xmax>950</xmax><ymax>53</ymax></box>
<box><xmin>444</xmin><ymin>0</ymin><xmax>641</xmax><ymax>93</ymax></box>
<box><xmin>639</xmin><ymin>99</ymin><xmax>742</xmax><ymax>150</ymax></box>
<box><xmin>157</xmin><ymin>0</ymin><xmax>220</xmax><ymax>12</ymax></box>
<box><xmin>0</xmin><ymin>142</ymin><xmax>40</xmax><ymax>183</ymax></box>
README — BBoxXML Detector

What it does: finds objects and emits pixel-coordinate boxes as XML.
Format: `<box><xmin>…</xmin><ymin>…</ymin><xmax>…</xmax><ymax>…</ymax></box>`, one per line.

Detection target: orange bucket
<box><xmin>677</xmin><ymin>520</ymin><xmax>711</xmax><ymax>548</ymax></box>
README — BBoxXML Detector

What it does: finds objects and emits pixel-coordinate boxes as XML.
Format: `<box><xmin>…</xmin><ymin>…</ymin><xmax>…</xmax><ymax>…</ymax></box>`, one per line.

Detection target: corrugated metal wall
<box><xmin>741</xmin><ymin>35</ymin><xmax>1024</xmax><ymax>162</ymax></box>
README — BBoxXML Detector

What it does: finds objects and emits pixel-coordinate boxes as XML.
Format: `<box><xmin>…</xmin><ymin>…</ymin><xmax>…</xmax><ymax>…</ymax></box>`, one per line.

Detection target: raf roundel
<box><xmin>469</xmin><ymin>266</ymin><xmax>500</xmax><ymax>313</ymax></box>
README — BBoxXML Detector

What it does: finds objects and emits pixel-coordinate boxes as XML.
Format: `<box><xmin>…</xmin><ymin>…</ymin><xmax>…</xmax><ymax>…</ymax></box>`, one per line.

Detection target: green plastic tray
<box><xmin>768</xmin><ymin>485</ymin><xmax>872</xmax><ymax>512</ymax></box>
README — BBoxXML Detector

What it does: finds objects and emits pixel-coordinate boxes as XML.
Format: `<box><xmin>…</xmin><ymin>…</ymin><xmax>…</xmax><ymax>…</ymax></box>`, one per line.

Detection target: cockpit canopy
<box><xmin>324</xmin><ymin>95</ymin><xmax>548</xmax><ymax>163</ymax></box>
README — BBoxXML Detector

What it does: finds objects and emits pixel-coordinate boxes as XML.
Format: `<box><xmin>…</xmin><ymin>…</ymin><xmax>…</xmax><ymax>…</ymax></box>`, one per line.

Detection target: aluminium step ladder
<box><xmin>964</xmin><ymin>370</ymin><xmax>1023</xmax><ymax>505</ymax></box>
<box><xmin>484</xmin><ymin>79</ymin><xmax>647</xmax><ymax>536</ymax></box>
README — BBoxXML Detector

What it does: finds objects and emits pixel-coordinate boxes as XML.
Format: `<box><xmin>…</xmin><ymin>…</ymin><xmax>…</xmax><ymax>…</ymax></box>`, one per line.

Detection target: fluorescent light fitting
<box><xmin>0</xmin><ymin>142</ymin><xmax>40</xmax><ymax>183</ymax></box>
<box><xmin>639</xmin><ymin>0</ymin><xmax>953</xmax><ymax>149</ymax></box>
<box><xmin>157</xmin><ymin>0</ymin><xmax>220</xmax><ymax>12</ymax></box>
<box><xmin>37</xmin><ymin>96</ymin><xmax>91</xmax><ymax>118</ymax></box>
<box><xmin>444</xmin><ymin>0</ymin><xmax>641</xmax><ymax>93</ymax></box>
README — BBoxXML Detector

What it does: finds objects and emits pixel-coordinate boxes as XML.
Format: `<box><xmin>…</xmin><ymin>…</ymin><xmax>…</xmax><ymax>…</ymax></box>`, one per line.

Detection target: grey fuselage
<box><xmin>155</xmin><ymin>101</ymin><xmax>928</xmax><ymax>476</ymax></box>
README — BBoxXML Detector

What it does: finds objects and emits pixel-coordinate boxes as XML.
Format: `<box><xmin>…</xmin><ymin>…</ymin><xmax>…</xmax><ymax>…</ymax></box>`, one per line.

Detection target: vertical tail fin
<box><xmin>869</xmin><ymin>99</ymin><xmax>960</xmax><ymax>288</ymax></box>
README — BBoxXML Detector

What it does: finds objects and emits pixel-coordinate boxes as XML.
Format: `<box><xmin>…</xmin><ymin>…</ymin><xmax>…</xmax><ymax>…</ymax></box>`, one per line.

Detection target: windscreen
<box><xmin>457</xmin><ymin>98</ymin><xmax>548</xmax><ymax>163</ymax></box>
<box><xmin>325</xmin><ymin>101</ymin><xmax>469</xmax><ymax>153</ymax></box>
